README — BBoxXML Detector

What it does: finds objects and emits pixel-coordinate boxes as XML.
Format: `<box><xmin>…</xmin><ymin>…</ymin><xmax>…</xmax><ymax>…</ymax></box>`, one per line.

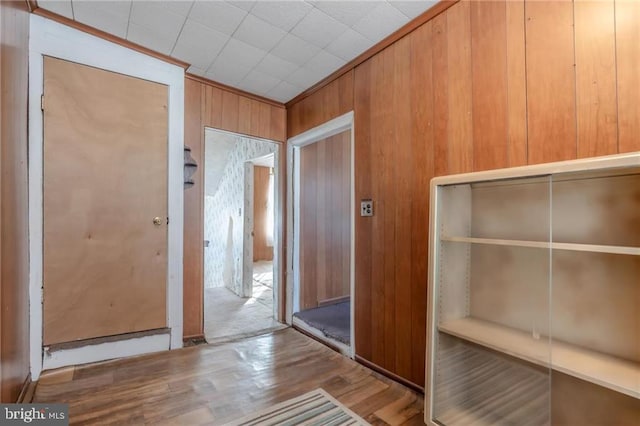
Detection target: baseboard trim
<box><xmin>317</xmin><ymin>295</ymin><xmax>350</xmax><ymax>307</ymax></box>
<box><xmin>47</xmin><ymin>328</ymin><xmax>170</xmax><ymax>352</ymax></box>
<box><xmin>182</xmin><ymin>333</ymin><xmax>205</xmax><ymax>342</ymax></box>
<box><xmin>355</xmin><ymin>355</ymin><xmax>424</xmax><ymax>394</ymax></box>
<box><xmin>16</xmin><ymin>374</ymin><xmax>37</xmax><ymax>403</ymax></box>
<box><xmin>43</xmin><ymin>332</ymin><xmax>170</xmax><ymax>371</ymax></box>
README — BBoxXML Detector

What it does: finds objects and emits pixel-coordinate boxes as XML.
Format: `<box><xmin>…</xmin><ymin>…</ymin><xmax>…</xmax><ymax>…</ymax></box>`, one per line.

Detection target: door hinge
<box><xmin>41</xmin><ymin>94</ymin><xmax>45</xmax><ymax>111</ymax></box>
<box><xmin>166</xmin><ymin>216</ymin><xmax>169</xmax><ymax>225</ymax></box>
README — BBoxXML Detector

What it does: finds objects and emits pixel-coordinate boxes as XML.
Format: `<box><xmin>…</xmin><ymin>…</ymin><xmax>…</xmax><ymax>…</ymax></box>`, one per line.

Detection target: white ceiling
<box><xmin>37</xmin><ymin>0</ymin><xmax>438</xmax><ymax>103</ymax></box>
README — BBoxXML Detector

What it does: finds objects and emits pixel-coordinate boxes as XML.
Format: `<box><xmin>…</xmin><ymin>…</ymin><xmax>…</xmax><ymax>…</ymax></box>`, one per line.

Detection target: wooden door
<box><xmin>253</xmin><ymin>165</ymin><xmax>273</xmax><ymax>262</ymax></box>
<box><xmin>42</xmin><ymin>57</ymin><xmax>168</xmax><ymax>345</ymax></box>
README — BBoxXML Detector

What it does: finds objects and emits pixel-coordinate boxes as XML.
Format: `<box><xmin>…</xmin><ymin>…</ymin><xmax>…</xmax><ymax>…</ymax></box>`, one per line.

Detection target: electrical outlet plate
<box><xmin>361</xmin><ymin>199</ymin><xmax>373</xmax><ymax>217</ymax></box>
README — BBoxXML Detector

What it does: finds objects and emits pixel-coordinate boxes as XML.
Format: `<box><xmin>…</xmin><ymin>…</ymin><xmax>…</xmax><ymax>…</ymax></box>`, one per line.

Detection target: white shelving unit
<box><xmin>425</xmin><ymin>153</ymin><xmax>640</xmax><ymax>426</ymax></box>
<box><xmin>439</xmin><ymin>317</ymin><xmax>640</xmax><ymax>398</ymax></box>
<box><xmin>440</xmin><ymin>236</ymin><xmax>640</xmax><ymax>256</ymax></box>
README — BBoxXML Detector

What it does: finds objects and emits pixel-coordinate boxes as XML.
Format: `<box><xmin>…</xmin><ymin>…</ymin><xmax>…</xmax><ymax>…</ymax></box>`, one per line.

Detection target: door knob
<box><xmin>153</xmin><ymin>217</ymin><xmax>163</xmax><ymax>226</ymax></box>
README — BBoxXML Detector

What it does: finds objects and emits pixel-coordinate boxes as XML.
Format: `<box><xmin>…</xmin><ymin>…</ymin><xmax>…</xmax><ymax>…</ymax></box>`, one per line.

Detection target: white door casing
<box><xmin>286</xmin><ymin>111</ymin><xmax>355</xmax><ymax>358</ymax></box>
<box><xmin>29</xmin><ymin>15</ymin><xmax>184</xmax><ymax>377</ymax></box>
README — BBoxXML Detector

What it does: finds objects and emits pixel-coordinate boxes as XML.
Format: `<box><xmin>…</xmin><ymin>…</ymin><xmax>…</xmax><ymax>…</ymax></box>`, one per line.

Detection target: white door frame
<box><xmin>28</xmin><ymin>15</ymin><xmax>184</xmax><ymax>378</ymax></box>
<box><xmin>286</xmin><ymin>111</ymin><xmax>355</xmax><ymax>358</ymax></box>
<box><xmin>249</xmin><ymin>150</ymin><xmax>284</xmax><ymax>321</ymax></box>
<box><xmin>243</xmin><ymin>153</ymin><xmax>277</xmax><ymax>308</ymax></box>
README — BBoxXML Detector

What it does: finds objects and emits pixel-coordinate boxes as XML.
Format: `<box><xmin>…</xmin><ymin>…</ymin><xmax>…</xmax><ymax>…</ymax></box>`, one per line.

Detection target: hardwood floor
<box><xmin>33</xmin><ymin>328</ymin><xmax>425</xmax><ymax>425</ymax></box>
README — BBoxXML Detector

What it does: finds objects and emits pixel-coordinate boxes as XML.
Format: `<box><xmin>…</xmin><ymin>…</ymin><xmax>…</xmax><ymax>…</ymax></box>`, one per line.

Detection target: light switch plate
<box><xmin>361</xmin><ymin>199</ymin><xmax>373</xmax><ymax>217</ymax></box>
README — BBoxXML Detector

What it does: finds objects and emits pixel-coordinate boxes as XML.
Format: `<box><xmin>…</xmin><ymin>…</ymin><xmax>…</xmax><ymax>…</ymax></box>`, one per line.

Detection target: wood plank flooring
<box><xmin>33</xmin><ymin>328</ymin><xmax>425</xmax><ymax>425</ymax></box>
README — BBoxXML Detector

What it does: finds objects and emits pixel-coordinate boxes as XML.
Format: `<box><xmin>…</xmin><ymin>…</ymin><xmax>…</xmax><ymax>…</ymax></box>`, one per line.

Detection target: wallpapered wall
<box><xmin>204</xmin><ymin>134</ymin><xmax>276</xmax><ymax>295</ymax></box>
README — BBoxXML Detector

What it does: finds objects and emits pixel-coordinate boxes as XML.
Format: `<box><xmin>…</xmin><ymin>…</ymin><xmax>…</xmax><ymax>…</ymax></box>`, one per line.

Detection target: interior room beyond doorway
<box><xmin>202</xmin><ymin>128</ymin><xmax>284</xmax><ymax>343</ymax></box>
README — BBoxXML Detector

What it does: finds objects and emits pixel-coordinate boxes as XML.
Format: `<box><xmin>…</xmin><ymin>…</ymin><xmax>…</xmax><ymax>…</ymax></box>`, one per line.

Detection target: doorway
<box><xmin>287</xmin><ymin>113</ymin><xmax>355</xmax><ymax>357</ymax></box>
<box><xmin>29</xmin><ymin>18</ymin><xmax>183</xmax><ymax>377</ymax></box>
<box><xmin>203</xmin><ymin>128</ymin><xmax>284</xmax><ymax>343</ymax></box>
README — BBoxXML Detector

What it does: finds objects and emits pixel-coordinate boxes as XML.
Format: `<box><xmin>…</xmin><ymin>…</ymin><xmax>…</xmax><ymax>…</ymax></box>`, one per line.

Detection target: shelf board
<box><xmin>438</xmin><ymin>317</ymin><xmax>640</xmax><ymax>399</ymax></box>
<box><xmin>552</xmin><ymin>241</ymin><xmax>640</xmax><ymax>256</ymax></box>
<box><xmin>440</xmin><ymin>236</ymin><xmax>640</xmax><ymax>256</ymax></box>
<box><xmin>442</xmin><ymin>236</ymin><xmax>550</xmax><ymax>250</ymax></box>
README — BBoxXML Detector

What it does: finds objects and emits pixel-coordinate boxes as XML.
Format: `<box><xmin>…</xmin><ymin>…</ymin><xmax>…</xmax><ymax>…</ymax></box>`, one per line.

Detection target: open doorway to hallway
<box><xmin>287</xmin><ymin>113</ymin><xmax>355</xmax><ymax>357</ymax></box>
<box><xmin>203</xmin><ymin>128</ymin><xmax>285</xmax><ymax>343</ymax></box>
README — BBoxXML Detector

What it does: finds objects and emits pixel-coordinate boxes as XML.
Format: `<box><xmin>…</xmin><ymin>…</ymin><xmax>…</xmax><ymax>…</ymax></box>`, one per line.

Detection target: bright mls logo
<box><xmin>0</xmin><ymin>404</ymin><xmax>68</xmax><ymax>425</ymax></box>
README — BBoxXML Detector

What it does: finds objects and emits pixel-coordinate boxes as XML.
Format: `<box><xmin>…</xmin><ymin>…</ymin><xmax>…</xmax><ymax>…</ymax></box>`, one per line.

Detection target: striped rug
<box><xmin>223</xmin><ymin>389</ymin><xmax>370</xmax><ymax>426</ymax></box>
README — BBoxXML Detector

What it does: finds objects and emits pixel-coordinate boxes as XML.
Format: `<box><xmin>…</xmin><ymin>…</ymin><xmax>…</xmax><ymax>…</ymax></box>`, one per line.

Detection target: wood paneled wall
<box><xmin>299</xmin><ymin>131</ymin><xmax>351</xmax><ymax>310</ymax></box>
<box><xmin>199</xmin><ymin>83</ymin><xmax>286</xmax><ymax>144</ymax></box>
<box><xmin>253</xmin><ymin>166</ymin><xmax>273</xmax><ymax>262</ymax></box>
<box><xmin>287</xmin><ymin>71</ymin><xmax>354</xmax><ymax>138</ymax></box>
<box><xmin>0</xmin><ymin>0</ymin><xmax>30</xmax><ymax>402</ymax></box>
<box><xmin>287</xmin><ymin>0</ymin><xmax>640</xmax><ymax>388</ymax></box>
<box><xmin>615</xmin><ymin>0</ymin><xmax>640</xmax><ymax>154</ymax></box>
<box><xmin>183</xmin><ymin>78</ymin><xmax>204</xmax><ymax>340</ymax></box>
<box><xmin>183</xmin><ymin>76</ymin><xmax>286</xmax><ymax>339</ymax></box>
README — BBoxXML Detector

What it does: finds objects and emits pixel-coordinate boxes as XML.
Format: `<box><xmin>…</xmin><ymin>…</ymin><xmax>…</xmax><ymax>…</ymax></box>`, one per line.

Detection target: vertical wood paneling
<box><xmin>270</xmin><ymin>107</ymin><xmax>286</xmax><ymax>143</ymax></box>
<box><xmin>322</xmin><ymin>83</ymin><xmax>339</xmax><ymax>125</ymax></box>
<box><xmin>409</xmin><ymin>19</ymin><xmax>433</xmax><ymax>388</ymax></box>
<box><xmin>526</xmin><ymin>0</ymin><xmax>577</xmax><ymax>164</ymax></box>
<box><xmin>220</xmin><ymin>91</ymin><xmax>239</xmax><ymax>133</ymax></box>
<box><xmin>299</xmin><ymin>142</ymin><xmax>316</xmax><ymax>310</ymax></box>
<box><xmin>447</xmin><ymin>0</ymin><xmax>473</xmax><ymax>174</ymax></box>
<box><xmin>249</xmin><ymin>100</ymin><xmax>261</xmax><ymax>138</ymax></box>
<box><xmin>327</xmin><ymin>143</ymin><xmax>337</xmax><ymax>300</ymax></box>
<box><xmin>574</xmin><ymin>0</ymin><xmax>618</xmax><ymax>158</ymax></box>
<box><xmin>315</xmin><ymin>142</ymin><xmax>327</xmax><ymax>302</ymax></box>
<box><xmin>287</xmin><ymin>0</ymin><xmax>635</xmax><ymax>390</ymax></box>
<box><xmin>199</xmin><ymin>83</ymin><xmax>285</xmax><ymax>142</ymax></box>
<box><xmin>381</xmin><ymin>48</ymin><xmax>397</xmax><ymax>370</ymax></box>
<box><xmin>506</xmin><ymin>0</ymin><xmax>528</xmax><ymax>167</ymax></box>
<box><xmin>183</xmin><ymin>78</ymin><xmax>204</xmax><ymax>339</ymax></box>
<box><xmin>333</xmin><ymin>135</ymin><xmax>343</xmax><ymax>304</ymax></box>
<box><xmin>258</xmin><ymin>103</ymin><xmax>271</xmax><ymax>140</ymax></box>
<box><xmin>203</xmin><ymin>85</ymin><xmax>223</xmax><ymax>129</ymax></box>
<box><xmin>615</xmin><ymin>0</ymin><xmax>640</xmax><ymax>153</ymax></box>
<box><xmin>471</xmin><ymin>0</ymin><xmax>508</xmax><ymax>171</ymax></box>
<box><xmin>0</xmin><ymin>0</ymin><xmax>30</xmax><ymax>402</ymax></box>
<box><xmin>340</xmin><ymin>129</ymin><xmax>350</xmax><ymax>306</ymax></box>
<box><xmin>286</xmin><ymin>71</ymin><xmax>354</xmax><ymax>137</ymax></box>
<box><xmin>237</xmin><ymin>97</ymin><xmax>252</xmax><ymax>136</ymax></box>
<box><xmin>354</xmin><ymin>59</ymin><xmax>372</xmax><ymax>361</ymax></box>
<box><xmin>369</xmin><ymin>53</ymin><xmax>385</xmax><ymax>368</ymax></box>
<box><xmin>299</xmin><ymin>133</ymin><xmax>350</xmax><ymax>309</ymax></box>
<box><xmin>183</xmin><ymin>77</ymin><xmax>285</xmax><ymax>339</ymax></box>
<box><xmin>287</xmin><ymin>103</ymin><xmax>301</xmax><ymax>140</ymax></box>
<box><xmin>393</xmin><ymin>36</ymin><xmax>412</xmax><ymax>380</ymax></box>
<box><xmin>432</xmin><ymin>12</ymin><xmax>449</xmax><ymax>178</ymax></box>
<box><xmin>252</xmin><ymin>166</ymin><xmax>273</xmax><ymax>262</ymax></box>
<box><xmin>338</xmin><ymin>70</ymin><xmax>354</xmax><ymax>118</ymax></box>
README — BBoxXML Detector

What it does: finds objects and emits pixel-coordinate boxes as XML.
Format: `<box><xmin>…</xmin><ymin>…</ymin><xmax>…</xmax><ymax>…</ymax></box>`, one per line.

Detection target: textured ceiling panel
<box><xmin>38</xmin><ymin>0</ymin><xmax>437</xmax><ymax>102</ymax></box>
